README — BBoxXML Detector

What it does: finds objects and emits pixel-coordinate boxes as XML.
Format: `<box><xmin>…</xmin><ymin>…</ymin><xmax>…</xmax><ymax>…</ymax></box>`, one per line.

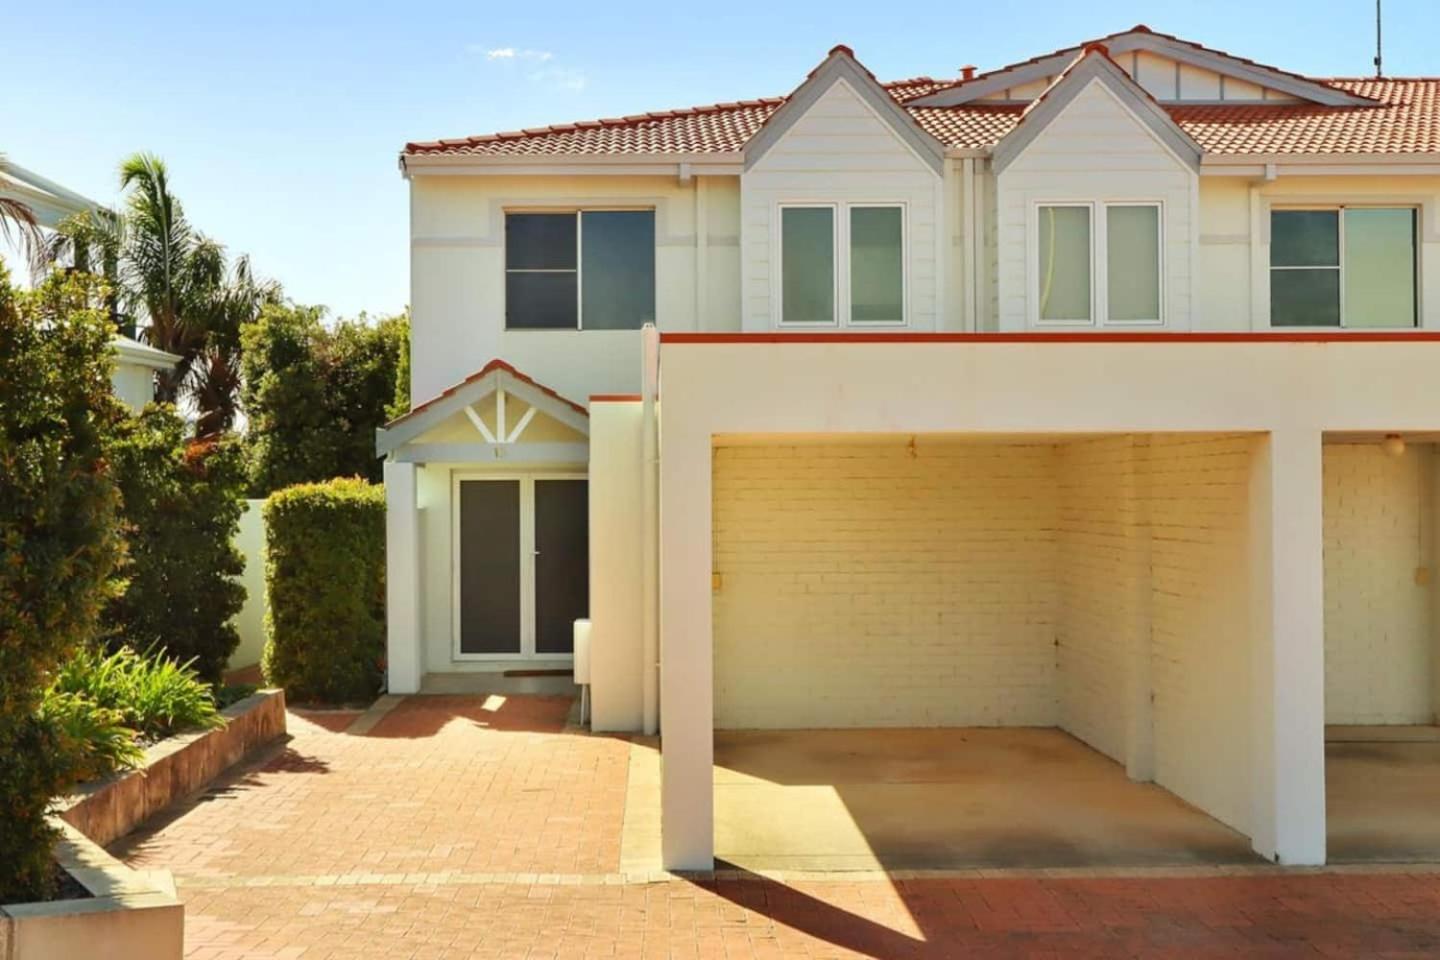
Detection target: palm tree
<box><xmin>109</xmin><ymin>153</ymin><xmax>278</xmax><ymax>434</ymax></box>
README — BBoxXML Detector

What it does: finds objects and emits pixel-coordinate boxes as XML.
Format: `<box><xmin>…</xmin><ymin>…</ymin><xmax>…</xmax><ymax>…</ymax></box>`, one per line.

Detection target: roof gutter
<box><xmin>400</xmin><ymin>151</ymin><xmax>746</xmax><ymax>179</ymax></box>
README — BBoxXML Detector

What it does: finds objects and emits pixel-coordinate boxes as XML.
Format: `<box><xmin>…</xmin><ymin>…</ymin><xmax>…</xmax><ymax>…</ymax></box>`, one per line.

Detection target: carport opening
<box><xmin>709</xmin><ymin>432</ymin><xmax>1265</xmax><ymax>870</ymax></box>
<box><xmin>1322</xmin><ymin>434</ymin><xmax>1440</xmax><ymax>863</ymax></box>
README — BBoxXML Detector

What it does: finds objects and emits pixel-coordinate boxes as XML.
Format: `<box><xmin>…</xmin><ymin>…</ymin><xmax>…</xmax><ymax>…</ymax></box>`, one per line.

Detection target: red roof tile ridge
<box><xmin>405</xmin><ymin>96</ymin><xmax>786</xmax><ymax>153</ymax></box>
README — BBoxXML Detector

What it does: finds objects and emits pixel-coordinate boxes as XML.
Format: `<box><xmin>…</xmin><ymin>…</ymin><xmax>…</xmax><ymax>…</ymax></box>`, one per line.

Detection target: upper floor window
<box><xmin>1270</xmin><ymin>207</ymin><xmax>1416</xmax><ymax>328</ymax></box>
<box><xmin>505</xmin><ymin>210</ymin><xmax>655</xmax><ymax>330</ymax></box>
<box><xmin>1035</xmin><ymin>202</ymin><xmax>1162</xmax><ymax>326</ymax></box>
<box><xmin>779</xmin><ymin>203</ymin><xmax>905</xmax><ymax>326</ymax></box>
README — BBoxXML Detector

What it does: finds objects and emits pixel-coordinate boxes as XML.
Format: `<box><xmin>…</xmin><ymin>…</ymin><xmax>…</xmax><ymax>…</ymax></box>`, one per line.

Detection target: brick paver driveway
<box><xmin>117</xmin><ymin>695</ymin><xmax>1440</xmax><ymax>959</ymax></box>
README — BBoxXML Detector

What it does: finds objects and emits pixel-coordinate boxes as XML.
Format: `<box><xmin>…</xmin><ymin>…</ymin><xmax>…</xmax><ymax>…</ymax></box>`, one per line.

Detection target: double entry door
<box><xmin>455</xmin><ymin>475</ymin><xmax>588</xmax><ymax>658</ymax></box>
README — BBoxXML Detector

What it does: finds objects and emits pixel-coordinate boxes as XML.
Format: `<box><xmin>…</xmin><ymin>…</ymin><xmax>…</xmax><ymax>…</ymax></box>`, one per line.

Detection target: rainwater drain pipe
<box><xmin>641</xmin><ymin>323</ymin><xmax>660</xmax><ymax>736</ymax></box>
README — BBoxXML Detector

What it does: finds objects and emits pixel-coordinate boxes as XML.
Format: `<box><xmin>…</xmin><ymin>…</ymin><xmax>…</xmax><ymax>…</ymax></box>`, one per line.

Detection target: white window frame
<box><xmin>1267</xmin><ymin>204</ymin><xmax>1419</xmax><ymax>330</ymax></box>
<box><xmin>502</xmin><ymin>207</ymin><xmax>657</xmax><ymax>332</ymax></box>
<box><xmin>1029</xmin><ymin>200</ymin><xmax>1166</xmax><ymax>328</ymax></box>
<box><xmin>775</xmin><ymin>201</ymin><xmax>908</xmax><ymax>328</ymax></box>
<box><xmin>450</xmin><ymin>471</ymin><xmax>585</xmax><ymax>662</ymax></box>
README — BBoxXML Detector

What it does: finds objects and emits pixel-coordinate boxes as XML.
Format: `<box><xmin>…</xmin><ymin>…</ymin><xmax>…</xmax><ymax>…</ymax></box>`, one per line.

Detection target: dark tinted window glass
<box><xmin>506</xmin><ymin>213</ymin><xmax>577</xmax><ymax>269</ymax></box>
<box><xmin>1271</xmin><ymin>210</ymin><xmax>1338</xmax><ymax>267</ymax></box>
<box><xmin>1271</xmin><ymin>269</ymin><xmax>1341</xmax><ymax>326</ymax></box>
<box><xmin>581</xmin><ymin>211</ymin><xmax>655</xmax><ymax>329</ymax></box>
<box><xmin>506</xmin><ymin>272</ymin><xmax>577</xmax><ymax>329</ymax></box>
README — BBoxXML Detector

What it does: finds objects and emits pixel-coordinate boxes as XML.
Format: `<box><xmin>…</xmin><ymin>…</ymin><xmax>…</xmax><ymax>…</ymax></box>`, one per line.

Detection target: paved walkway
<box><xmin>116</xmin><ymin>695</ymin><xmax>1440</xmax><ymax>959</ymax></box>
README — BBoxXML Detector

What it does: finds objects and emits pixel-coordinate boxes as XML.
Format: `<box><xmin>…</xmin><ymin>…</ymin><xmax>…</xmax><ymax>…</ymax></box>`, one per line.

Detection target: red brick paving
<box><xmin>119</xmin><ymin>695</ymin><xmax>1440</xmax><ymax>959</ymax></box>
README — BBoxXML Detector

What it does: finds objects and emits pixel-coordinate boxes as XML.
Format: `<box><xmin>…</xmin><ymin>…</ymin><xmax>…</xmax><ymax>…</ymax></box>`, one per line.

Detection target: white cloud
<box><xmin>471</xmin><ymin>45</ymin><xmax>554</xmax><ymax>63</ymax></box>
<box><xmin>469</xmin><ymin>44</ymin><xmax>583</xmax><ymax>91</ymax></box>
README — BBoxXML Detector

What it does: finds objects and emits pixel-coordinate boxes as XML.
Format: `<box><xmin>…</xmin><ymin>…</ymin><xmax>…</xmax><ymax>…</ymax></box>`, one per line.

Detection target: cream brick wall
<box><xmin>1147</xmin><ymin>434</ymin><xmax>1255</xmax><ymax>834</ymax></box>
<box><xmin>1323</xmin><ymin>444</ymin><xmax>1434</xmax><ymax>725</ymax></box>
<box><xmin>712</xmin><ymin>441</ymin><xmax>1058</xmax><ymax>728</ymax></box>
<box><xmin>1055</xmin><ymin>436</ymin><xmax>1145</xmax><ymax>763</ymax></box>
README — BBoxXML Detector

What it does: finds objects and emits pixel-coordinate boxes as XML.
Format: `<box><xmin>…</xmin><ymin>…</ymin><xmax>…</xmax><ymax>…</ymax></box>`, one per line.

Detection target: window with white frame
<box><xmin>1035</xmin><ymin>201</ymin><xmax>1163</xmax><ymax>325</ymax></box>
<box><xmin>779</xmin><ymin>203</ymin><xmax>905</xmax><ymax>325</ymax></box>
<box><xmin>505</xmin><ymin>210</ymin><xmax>656</xmax><ymax>330</ymax></box>
<box><xmin>1270</xmin><ymin>207</ymin><xmax>1417</xmax><ymax>328</ymax></box>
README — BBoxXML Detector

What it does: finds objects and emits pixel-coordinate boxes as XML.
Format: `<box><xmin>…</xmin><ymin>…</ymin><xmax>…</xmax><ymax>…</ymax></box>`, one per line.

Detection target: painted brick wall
<box><xmin>712</xmin><ymin>442</ymin><xmax>1059</xmax><ymax>728</ymax></box>
<box><xmin>1146</xmin><ymin>434</ymin><xmax>1255</xmax><ymax>835</ymax></box>
<box><xmin>1323</xmin><ymin>444</ymin><xmax>1434</xmax><ymax>725</ymax></box>
<box><xmin>1055</xmin><ymin>437</ymin><xmax>1144</xmax><ymax>764</ymax></box>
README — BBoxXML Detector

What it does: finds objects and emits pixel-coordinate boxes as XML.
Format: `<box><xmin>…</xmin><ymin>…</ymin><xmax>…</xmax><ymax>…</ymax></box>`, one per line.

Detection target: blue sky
<box><xmin>6</xmin><ymin>0</ymin><xmax>1436</xmax><ymax>318</ymax></box>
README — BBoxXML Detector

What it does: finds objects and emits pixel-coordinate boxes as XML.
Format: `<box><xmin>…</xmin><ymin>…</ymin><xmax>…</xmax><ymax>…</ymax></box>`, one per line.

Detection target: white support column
<box><xmin>1249</xmin><ymin>429</ymin><xmax>1327</xmax><ymax>864</ymax></box>
<box><xmin>384</xmin><ymin>459</ymin><xmax>423</xmax><ymax>695</ymax></box>
<box><xmin>659</xmin><ymin>431</ymin><xmax>715</xmax><ymax>871</ymax></box>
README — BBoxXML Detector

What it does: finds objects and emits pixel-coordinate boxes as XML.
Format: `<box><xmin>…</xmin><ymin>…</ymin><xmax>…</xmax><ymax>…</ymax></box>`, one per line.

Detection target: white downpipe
<box><xmin>641</xmin><ymin>323</ymin><xmax>661</xmax><ymax>735</ymax></box>
<box><xmin>961</xmin><ymin>157</ymin><xmax>977</xmax><ymax>331</ymax></box>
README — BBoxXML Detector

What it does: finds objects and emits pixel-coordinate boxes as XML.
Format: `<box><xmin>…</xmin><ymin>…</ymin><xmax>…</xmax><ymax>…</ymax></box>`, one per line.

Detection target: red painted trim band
<box><xmin>659</xmin><ymin>331</ymin><xmax>1440</xmax><ymax>344</ymax></box>
<box><xmin>589</xmin><ymin>393</ymin><xmax>643</xmax><ymax>403</ymax></box>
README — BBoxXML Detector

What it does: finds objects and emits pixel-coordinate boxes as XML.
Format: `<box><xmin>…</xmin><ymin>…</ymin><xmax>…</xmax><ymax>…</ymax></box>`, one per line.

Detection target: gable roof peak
<box><xmin>828</xmin><ymin>44</ymin><xmax>856</xmax><ymax>59</ymax></box>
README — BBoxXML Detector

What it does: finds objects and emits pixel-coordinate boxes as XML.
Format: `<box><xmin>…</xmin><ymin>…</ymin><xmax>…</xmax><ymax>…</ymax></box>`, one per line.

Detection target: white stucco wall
<box><xmin>995</xmin><ymin>78</ymin><xmax>1197</xmax><ymax>331</ymax></box>
<box><xmin>1323</xmin><ymin>443</ymin><xmax>1436</xmax><ymax>724</ymax></box>
<box><xmin>228</xmin><ymin>499</ymin><xmax>268</xmax><ymax>671</ymax></box>
<box><xmin>739</xmin><ymin>78</ymin><xmax>944</xmax><ymax>331</ymax></box>
<box><xmin>587</xmin><ymin>400</ymin><xmax>645</xmax><ymax>731</ymax></box>
<box><xmin>111</xmin><ymin>362</ymin><xmax>155</xmax><ymax>413</ymax></box>
<box><xmin>408</xmin><ymin>173</ymin><xmax>740</xmax><ymax>405</ymax></box>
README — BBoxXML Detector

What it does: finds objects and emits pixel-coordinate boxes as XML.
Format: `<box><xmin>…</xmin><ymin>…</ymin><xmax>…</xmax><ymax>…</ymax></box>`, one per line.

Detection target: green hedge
<box><xmin>104</xmin><ymin>407</ymin><xmax>247</xmax><ymax>685</ymax></box>
<box><xmin>0</xmin><ymin>268</ymin><xmax>126</xmax><ymax>903</ymax></box>
<box><xmin>262</xmin><ymin>478</ymin><xmax>385</xmax><ymax>703</ymax></box>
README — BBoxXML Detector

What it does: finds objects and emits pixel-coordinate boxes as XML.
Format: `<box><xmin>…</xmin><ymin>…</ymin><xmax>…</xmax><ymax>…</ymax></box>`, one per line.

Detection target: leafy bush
<box><xmin>262</xmin><ymin>478</ymin><xmax>385</xmax><ymax>703</ymax></box>
<box><xmin>51</xmin><ymin>646</ymin><xmax>223</xmax><ymax>741</ymax></box>
<box><xmin>104</xmin><ymin>406</ymin><xmax>247</xmax><ymax>684</ymax></box>
<box><xmin>35</xmin><ymin>691</ymin><xmax>143</xmax><ymax>781</ymax></box>
<box><xmin>241</xmin><ymin>303</ymin><xmax>408</xmax><ymax>496</ymax></box>
<box><xmin>0</xmin><ymin>267</ymin><xmax>126</xmax><ymax>903</ymax></box>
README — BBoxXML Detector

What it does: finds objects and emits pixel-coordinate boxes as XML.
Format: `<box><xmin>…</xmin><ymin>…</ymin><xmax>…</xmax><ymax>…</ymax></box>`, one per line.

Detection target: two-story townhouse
<box><xmin>378</xmin><ymin>26</ymin><xmax>1440</xmax><ymax>871</ymax></box>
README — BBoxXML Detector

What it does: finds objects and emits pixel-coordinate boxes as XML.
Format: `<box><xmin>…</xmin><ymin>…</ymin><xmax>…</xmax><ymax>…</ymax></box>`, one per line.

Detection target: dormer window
<box><xmin>778</xmin><ymin>203</ymin><xmax>906</xmax><ymax>326</ymax></box>
<box><xmin>1034</xmin><ymin>202</ymin><xmax>1162</xmax><ymax>326</ymax></box>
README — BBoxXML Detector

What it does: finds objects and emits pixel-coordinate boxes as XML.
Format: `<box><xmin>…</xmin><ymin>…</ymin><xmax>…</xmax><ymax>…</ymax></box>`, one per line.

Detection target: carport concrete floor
<box><xmin>623</xmin><ymin>727</ymin><xmax>1259</xmax><ymax>872</ymax></box>
<box><xmin>1328</xmin><ymin>726</ymin><xmax>1440</xmax><ymax>862</ymax></box>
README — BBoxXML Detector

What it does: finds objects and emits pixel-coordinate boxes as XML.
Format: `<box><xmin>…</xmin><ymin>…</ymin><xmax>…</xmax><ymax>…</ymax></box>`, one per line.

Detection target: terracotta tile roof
<box><xmin>384</xmin><ymin>357</ymin><xmax>587</xmax><ymax>431</ymax></box>
<box><xmin>404</xmin><ymin>45</ymin><xmax>1439</xmax><ymax>160</ymax></box>
<box><xmin>1172</xmin><ymin>79</ymin><xmax>1440</xmax><ymax>155</ymax></box>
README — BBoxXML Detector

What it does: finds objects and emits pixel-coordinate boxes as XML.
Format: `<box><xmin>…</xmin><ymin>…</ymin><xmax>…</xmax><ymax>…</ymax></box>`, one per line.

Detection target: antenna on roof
<box><xmin>1374</xmin><ymin>0</ymin><xmax>1384</xmax><ymax>77</ymax></box>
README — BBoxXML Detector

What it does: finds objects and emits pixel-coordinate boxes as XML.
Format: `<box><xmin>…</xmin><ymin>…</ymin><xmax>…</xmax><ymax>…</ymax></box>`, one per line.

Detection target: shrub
<box><xmin>104</xmin><ymin>406</ymin><xmax>247</xmax><ymax>684</ymax></box>
<box><xmin>241</xmin><ymin>303</ymin><xmax>408</xmax><ymax>496</ymax></box>
<box><xmin>50</xmin><ymin>646</ymin><xmax>223</xmax><ymax>741</ymax></box>
<box><xmin>35</xmin><ymin>691</ymin><xmax>143</xmax><ymax>781</ymax></box>
<box><xmin>263</xmin><ymin>478</ymin><xmax>385</xmax><ymax>703</ymax></box>
<box><xmin>0</xmin><ymin>267</ymin><xmax>126</xmax><ymax>902</ymax></box>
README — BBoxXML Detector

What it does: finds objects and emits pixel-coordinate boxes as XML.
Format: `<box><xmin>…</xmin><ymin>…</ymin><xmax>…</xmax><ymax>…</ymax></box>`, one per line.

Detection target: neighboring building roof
<box><xmin>403</xmin><ymin>30</ymin><xmax>1439</xmax><ymax>162</ymax></box>
<box><xmin>112</xmin><ymin>334</ymin><xmax>181</xmax><ymax>370</ymax></box>
<box><xmin>0</xmin><ymin>159</ymin><xmax>101</xmax><ymax>228</ymax></box>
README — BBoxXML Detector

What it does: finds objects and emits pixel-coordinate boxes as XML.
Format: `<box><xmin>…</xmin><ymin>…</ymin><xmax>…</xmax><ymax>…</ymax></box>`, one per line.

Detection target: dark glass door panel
<box><xmin>458</xmin><ymin>480</ymin><xmax>521</xmax><ymax>654</ymax></box>
<box><xmin>534</xmin><ymin>479</ymin><xmax>588</xmax><ymax>654</ymax></box>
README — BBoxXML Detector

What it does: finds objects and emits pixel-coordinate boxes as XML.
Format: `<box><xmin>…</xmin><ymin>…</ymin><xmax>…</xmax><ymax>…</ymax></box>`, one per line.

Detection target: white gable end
<box><xmin>740</xmin><ymin>77</ymin><xmax>945</xmax><ymax>331</ymax></box>
<box><xmin>977</xmin><ymin>51</ymin><xmax>1301</xmax><ymax>103</ymax></box>
<box><xmin>996</xmin><ymin>78</ymin><xmax>1198</xmax><ymax>331</ymax></box>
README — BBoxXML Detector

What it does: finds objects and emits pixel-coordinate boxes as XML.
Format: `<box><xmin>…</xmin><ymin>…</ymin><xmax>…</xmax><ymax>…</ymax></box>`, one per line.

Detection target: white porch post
<box><xmin>1249</xmin><ymin>428</ymin><xmax>1327</xmax><ymax>864</ymax></box>
<box><xmin>659</xmin><ymin>430</ymin><xmax>715</xmax><ymax>871</ymax></box>
<box><xmin>385</xmin><ymin>459</ymin><xmax>423</xmax><ymax>695</ymax></box>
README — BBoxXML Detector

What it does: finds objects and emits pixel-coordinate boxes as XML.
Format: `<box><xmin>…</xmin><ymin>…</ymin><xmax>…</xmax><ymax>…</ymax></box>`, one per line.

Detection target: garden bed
<box><xmin>0</xmin><ymin>821</ymin><xmax>182</xmax><ymax>960</ymax></box>
<box><xmin>59</xmin><ymin>688</ymin><xmax>287</xmax><ymax>848</ymax></box>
